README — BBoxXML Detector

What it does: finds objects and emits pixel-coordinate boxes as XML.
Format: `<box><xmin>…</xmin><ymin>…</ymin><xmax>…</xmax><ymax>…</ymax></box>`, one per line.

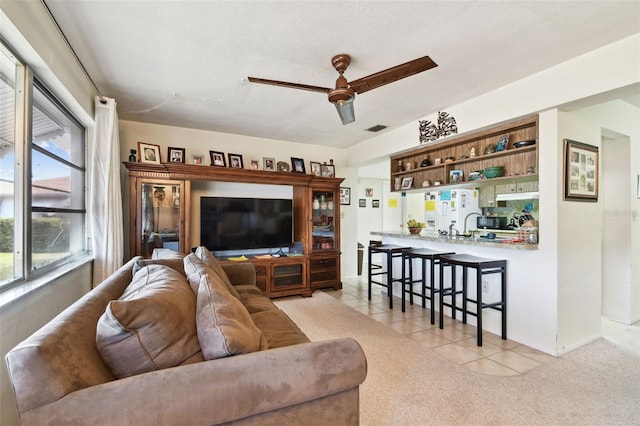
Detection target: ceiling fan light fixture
<box><xmin>334</xmin><ymin>98</ymin><xmax>355</xmax><ymax>125</ymax></box>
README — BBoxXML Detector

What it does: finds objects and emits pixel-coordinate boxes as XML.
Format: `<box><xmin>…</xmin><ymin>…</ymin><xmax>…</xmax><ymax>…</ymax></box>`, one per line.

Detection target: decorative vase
<box><xmin>394</xmin><ymin>177</ymin><xmax>402</xmax><ymax>190</ymax></box>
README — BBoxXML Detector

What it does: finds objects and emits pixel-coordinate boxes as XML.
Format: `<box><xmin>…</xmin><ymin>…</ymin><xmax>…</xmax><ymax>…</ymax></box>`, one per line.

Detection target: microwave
<box><xmin>477</xmin><ymin>216</ymin><xmax>507</xmax><ymax>230</ymax></box>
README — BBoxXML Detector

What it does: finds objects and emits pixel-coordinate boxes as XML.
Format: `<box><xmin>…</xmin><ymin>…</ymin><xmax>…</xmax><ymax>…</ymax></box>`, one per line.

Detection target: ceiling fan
<box><xmin>248</xmin><ymin>54</ymin><xmax>438</xmax><ymax>125</ymax></box>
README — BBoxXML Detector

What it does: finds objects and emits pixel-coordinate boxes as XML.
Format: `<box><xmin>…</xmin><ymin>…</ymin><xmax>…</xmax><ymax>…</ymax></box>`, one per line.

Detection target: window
<box><xmin>0</xmin><ymin>41</ymin><xmax>87</xmax><ymax>289</ymax></box>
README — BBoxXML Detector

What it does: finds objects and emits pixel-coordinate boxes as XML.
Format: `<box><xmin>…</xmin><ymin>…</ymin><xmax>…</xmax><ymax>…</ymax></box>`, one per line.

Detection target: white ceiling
<box><xmin>45</xmin><ymin>1</ymin><xmax>640</xmax><ymax>149</ymax></box>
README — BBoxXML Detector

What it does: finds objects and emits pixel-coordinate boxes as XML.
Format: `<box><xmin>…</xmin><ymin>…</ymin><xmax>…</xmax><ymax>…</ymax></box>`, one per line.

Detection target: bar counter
<box><xmin>371</xmin><ymin>230</ymin><xmax>538</xmax><ymax>251</ymax></box>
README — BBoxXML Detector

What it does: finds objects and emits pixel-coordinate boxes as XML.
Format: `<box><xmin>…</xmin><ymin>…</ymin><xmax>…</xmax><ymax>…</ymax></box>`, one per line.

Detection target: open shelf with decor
<box><xmin>390</xmin><ymin>115</ymin><xmax>538</xmax><ymax>192</ymax></box>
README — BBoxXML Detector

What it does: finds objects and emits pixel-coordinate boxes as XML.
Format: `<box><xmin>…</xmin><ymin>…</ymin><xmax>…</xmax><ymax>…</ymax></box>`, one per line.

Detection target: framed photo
<box><xmin>168</xmin><ymin>147</ymin><xmax>185</xmax><ymax>163</ymax></box>
<box><xmin>192</xmin><ymin>153</ymin><xmax>205</xmax><ymax>165</ymax></box>
<box><xmin>449</xmin><ymin>169</ymin><xmax>463</xmax><ymax>184</ymax></box>
<box><xmin>209</xmin><ymin>150</ymin><xmax>226</xmax><ymax>167</ymax></box>
<box><xmin>372</xmin><ymin>199</ymin><xmax>380</xmax><ymax>208</ymax></box>
<box><xmin>310</xmin><ymin>161</ymin><xmax>322</xmax><ymax>176</ymax></box>
<box><xmin>563</xmin><ymin>139</ymin><xmax>598</xmax><ymax>201</ymax></box>
<box><xmin>401</xmin><ymin>176</ymin><xmax>414</xmax><ymax>190</ymax></box>
<box><xmin>138</xmin><ymin>142</ymin><xmax>161</xmax><ymax>164</ymax></box>
<box><xmin>291</xmin><ymin>157</ymin><xmax>306</xmax><ymax>173</ymax></box>
<box><xmin>359</xmin><ymin>199</ymin><xmax>366</xmax><ymax>208</ymax></box>
<box><xmin>340</xmin><ymin>187</ymin><xmax>351</xmax><ymax>205</ymax></box>
<box><xmin>365</xmin><ymin>188</ymin><xmax>373</xmax><ymax>197</ymax></box>
<box><xmin>263</xmin><ymin>157</ymin><xmax>276</xmax><ymax>171</ymax></box>
<box><xmin>277</xmin><ymin>161</ymin><xmax>290</xmax><ymax>172</ymax></box>
<box><xmin>250</xmin><ymin>159</ymin><xmax>260</xmax><ymax>170</ymax></box>
<box><xmin>228</xmin><ymin>153</ymin><xmax>244</xmax><ymax>169</ymax></box>
<box><xmin>321</xmin><ymin>164</ymin><xmax>335</xmax><ymax>177</ymax></box>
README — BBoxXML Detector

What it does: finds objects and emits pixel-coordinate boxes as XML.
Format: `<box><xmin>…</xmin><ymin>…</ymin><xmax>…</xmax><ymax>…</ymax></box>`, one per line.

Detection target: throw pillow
<box><xmin>96</xmin><ymin>265</ymin><xmax>201</xmax><ymax>378</ymax></box>
<box><xmin>188</xmin><ymin>250</ymin><xmax>241</xmax><ymax>300</ymax></box>
<box><xmin>195</xmin><ymin>272</ymin><xmax>264</xmax><ymax>360</ymax></box>
<box><xmin>151</xmin><ymin>248</ymin><xmax>186</xmax><ymax>259</ymax></box>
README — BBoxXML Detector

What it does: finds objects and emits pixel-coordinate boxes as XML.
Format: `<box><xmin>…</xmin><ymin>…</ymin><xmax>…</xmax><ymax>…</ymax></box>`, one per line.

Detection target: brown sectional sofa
<box><xmin>5</xmin><ymin>252</ymin><xmax>367</xmax><ymax>425</ymax></box>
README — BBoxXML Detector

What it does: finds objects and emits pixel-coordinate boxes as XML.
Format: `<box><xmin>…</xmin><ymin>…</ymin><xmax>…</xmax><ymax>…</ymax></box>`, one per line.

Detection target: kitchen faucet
<box><xmin>463</xmin><ymin>212</ymin><xmax>483</xmax><ymax>234</ymax></box>
<box><xmin>448</xmin><ymin>223</ymin><xmax>460</xmax><ymax>237</ymax></box>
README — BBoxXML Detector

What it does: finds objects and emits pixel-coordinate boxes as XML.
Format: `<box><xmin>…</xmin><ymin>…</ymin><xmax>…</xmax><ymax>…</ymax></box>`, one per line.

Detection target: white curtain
<box><xmin>90</xmin><ymin>96</ymin><xmax>123</xmax><ymax>284</ymax></box>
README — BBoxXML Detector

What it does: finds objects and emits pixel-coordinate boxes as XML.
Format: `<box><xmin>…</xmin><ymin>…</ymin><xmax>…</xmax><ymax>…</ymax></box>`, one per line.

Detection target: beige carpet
<box><xmin>275</xmin><ymin>291</ymin><xmax>640</xmax><ymax>426</ymax></box>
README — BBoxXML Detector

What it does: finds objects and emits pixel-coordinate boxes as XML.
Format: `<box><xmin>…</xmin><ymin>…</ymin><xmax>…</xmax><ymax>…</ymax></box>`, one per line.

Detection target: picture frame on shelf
<box><xmin>277</xmin><ymin>161</ymin><xmax>290</xmax><ymax>172</ymax></box>
<box><xmin>339</xmin><ymin>187</ymin><xmax>351</xmax><ymax>205</ymax></box>
<box><xmin>263</xmin><ymin>157</ymin><xmax>275</xmax><ymax>171</ymax></box>
<box><xmin>168</xmin><ymin>147</ymin><xmax>185</xmax><ymax>163</ymax></box>
<box><xmin>449</xmin><ymin>169</ymin><xmax>463</xmax><ymax>184</ymax></box>
<box><xmin>228</xmin><ymin>153</ymin><xmax>244</xmax><ymax>169</ymax></box>
<box><xmin>310</xmin><ymin>161</ymin><xmax>322</xmax><ymax>176</ymax></box>
<box><xmin>321</xmin><ymin>163</ymin><xmax>335</xmax><ymax>177</ymax></box>
<box><xmin>372</xmin><ymin>199</ymin><xmax>380</xmax><ymax>208</ymax></box>
<box><xmin>401</xmin><ymin>176</ymin><xmax>413</xmax><ymax>190</ymax></box>
<box><xmin>291</xmin><ymin>157</ymin><xmax>306</xmax><ymax>173</ymax></box>
<box><xmin>192</xmin><ymin>153</ymin><xmax>205</xmax><ymax>165</ymax></box>
<box><xmin>359</xmin><ymin>199</ymin><xmax>366</xmax><ymax>208</ymax></box>
<box><xmin>563</xmin><ymin>139</ymin><xmax>598</xmax><ymax>201</ymax></box>
<box><xmin>209</xmin><ymin>150</ymin><xmax>226</xmax><ymax>167</ymax></box>
<box><xmin>138</xmin><ymin>142</ymin><xmax>161</xmax><ymax>164</ymax></box>
<box><xmin>250</xmin><ymin>159</ymin><xmax>260</xmax><ymax>170</ymax></box>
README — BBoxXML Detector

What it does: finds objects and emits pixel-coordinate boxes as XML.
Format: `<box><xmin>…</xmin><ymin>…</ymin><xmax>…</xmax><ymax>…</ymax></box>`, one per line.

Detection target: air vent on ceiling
<box><xmin>366</xmin><ymin>124</ymin><xmax>387</xmax><ymax>132</ymax></box>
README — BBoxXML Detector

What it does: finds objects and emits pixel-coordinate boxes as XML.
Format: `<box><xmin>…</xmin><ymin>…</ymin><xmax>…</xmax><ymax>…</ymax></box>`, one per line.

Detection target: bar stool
<box><xmin>368</xmin><ymin>244</ymin><xmax>411</xmax><ymax>309</ymax></box>
<box><xmin>439</xmin><ymin>254</ymin><xmax>507</xmax><ymax>346</ymax></box>
<box><xmin>401</xmin><ymin>248</ymin><xmax>455</xmax><ymax>324</ymax></box>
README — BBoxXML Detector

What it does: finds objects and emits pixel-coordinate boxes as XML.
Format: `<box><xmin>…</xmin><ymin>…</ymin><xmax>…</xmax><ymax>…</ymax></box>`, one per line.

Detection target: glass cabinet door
<box><xmin>311</xmin><ymin>189</ymin><xmax>336</xmax><ymax>252</ymax></box>
<box><xmin>138</xmin><ymin>181</ymin><xmax>184</xmax><ymax>258</ymax></box>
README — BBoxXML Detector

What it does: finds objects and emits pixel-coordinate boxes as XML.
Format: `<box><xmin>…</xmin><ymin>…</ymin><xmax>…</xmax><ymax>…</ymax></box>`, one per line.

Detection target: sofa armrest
<box><xmin>221</xmin><ymin>262</ymin><xmax>256</xmax><ymax>286</ymax></box>
<box><xmin>18</xmin><ymin>338</ymin><xmax>366</xmax><ymax>426</ymax></box>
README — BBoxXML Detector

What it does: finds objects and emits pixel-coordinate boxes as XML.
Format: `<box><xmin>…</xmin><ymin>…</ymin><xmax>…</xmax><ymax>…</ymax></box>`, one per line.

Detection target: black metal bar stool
<box><xmin>368</xmin><ymin>244</ymin><xmax>411</xmax><ymax>309</ymax></box>
<box><xmin>439</xmin><ymin>254</ymin><xmax>507</xmax><ymax>346</ymax></box>
<box><xmin>401</xmin><ymin>248</ymin><xmax>455</xmax><ymax>323</ymax></box>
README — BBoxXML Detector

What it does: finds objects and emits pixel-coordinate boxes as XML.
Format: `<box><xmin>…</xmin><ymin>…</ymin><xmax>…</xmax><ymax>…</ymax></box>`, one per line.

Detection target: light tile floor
<box><xmin>321</xmin><ymin>276</ymin><xmax>640</xmax><ymax>376</ymax></box>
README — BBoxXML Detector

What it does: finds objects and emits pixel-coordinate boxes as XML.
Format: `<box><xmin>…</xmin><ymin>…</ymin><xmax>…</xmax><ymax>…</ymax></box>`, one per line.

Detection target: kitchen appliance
<box><xmin>435</xmin><ymin>189</ymin><xmax>481</xmax><ymax>234</ymax></box>
<box><xmin>477</xmin><ymin>216</ymin><xmax>507</xmax><ymax>230</ymax></box>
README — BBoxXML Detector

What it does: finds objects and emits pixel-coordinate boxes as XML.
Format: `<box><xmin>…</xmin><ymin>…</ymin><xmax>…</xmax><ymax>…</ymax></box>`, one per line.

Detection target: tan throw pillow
<box><xmin>189</xmin><ymin>249</ymin><xmax>241</xmax><ymax>300</ymax></box>
<box><xmin>96</xmin><ymin>265</ymin><xmax>201</xmax><ymax>378</ymax></box>
<box><xmin>152</xmin><ymin>248</ymin><xmax>186</xmax><ymax>259</ymax></box>
<box><xmin>195</xmin><ymin>272</ymin><xmax>264</xmax><ymax>360</ymax></box>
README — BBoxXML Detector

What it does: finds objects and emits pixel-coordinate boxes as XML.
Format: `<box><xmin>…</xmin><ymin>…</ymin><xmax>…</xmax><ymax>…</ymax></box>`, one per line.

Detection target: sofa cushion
<box><xmin>195</xmin><ymin>272</ymin><xmax>266</xmax><ymax>359</ymax></box>
<box><xmin>189</xmin><ymin>249</ymin><xmax>240</xmax><ymax>300</ymax></box>
<box><xmin>132</xmin><ymin>257</ymin><xmax>186</xmax><ymax>276</ymax></box>
<box><xmin>195</xmin><ymin>246</ymin><xmax>241</xmax><ymax>298</ymax></box>
<box><xmin>235</xmin><ymin>285</ymin><xmax>279</xmax><ymax>314</ymax></box>
<box><xmin>250</xmin><ymin>309</ymin><xmax>310</xmax><ymax>349</ymax></box>
<box><xmin>96</xmin><ymin>265</ymin><xmax>202</xmax><ymax>378</ymax></box>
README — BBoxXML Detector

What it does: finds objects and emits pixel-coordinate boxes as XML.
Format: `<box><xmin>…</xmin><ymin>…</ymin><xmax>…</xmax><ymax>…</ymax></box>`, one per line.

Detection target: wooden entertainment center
<box><xmin>124</xmin><ymin>162</ymin><xmax>344</xmax><ymax>298</ymax></box>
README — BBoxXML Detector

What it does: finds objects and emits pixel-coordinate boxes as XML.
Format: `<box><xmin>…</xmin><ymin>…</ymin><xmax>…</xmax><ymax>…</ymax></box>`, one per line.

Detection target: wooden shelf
<box><xmin>390</xmin><ymin>115</ymin><xmax>539</xmax><ymax>191</ymax></box>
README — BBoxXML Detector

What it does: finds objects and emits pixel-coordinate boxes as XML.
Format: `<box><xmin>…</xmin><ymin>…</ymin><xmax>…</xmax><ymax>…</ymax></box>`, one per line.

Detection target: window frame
<box><xmin>0</xmin><ymin>40</ymin><xmax>89</xmax><ymax>291</ymax></box>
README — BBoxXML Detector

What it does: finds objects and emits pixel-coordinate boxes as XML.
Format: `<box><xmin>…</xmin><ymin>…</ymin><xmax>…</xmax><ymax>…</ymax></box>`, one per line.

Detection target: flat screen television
<box><xmin>200</xmin><ymin>197</ymin><xmax>293</xmax><ymax>253</ymax></box>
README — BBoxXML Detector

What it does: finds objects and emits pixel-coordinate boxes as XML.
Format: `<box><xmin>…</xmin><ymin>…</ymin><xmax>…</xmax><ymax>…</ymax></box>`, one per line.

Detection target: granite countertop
<box><xmin>372</xmin><ymin>230</ymin><xmax>538</xmax><ymax>250</ymax></box>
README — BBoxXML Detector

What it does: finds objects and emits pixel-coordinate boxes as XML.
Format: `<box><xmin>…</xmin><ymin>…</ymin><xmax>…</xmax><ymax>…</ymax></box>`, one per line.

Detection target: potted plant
<box><xmin>407</xmin><ymin>219</ymin><xmax>426</xmax><ymax>234</ymax></box>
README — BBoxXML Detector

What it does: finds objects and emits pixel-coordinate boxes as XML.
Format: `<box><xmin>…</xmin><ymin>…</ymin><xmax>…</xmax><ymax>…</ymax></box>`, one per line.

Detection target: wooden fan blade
<box><xmin>348</xmin><ymin>56</ymin><xmax>438</xmax><ymax>94</ymax></box>
<box><xmin>247</xmin><ymin>77</ymin><xmax>331</xmax><ymax>94</ymax></box>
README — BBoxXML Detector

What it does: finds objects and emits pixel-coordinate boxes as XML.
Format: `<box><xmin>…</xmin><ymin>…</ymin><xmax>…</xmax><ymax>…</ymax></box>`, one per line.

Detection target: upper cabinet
<box><xmin>390</xmin><ymin>115</ymin><xmax>538</xmax><ymax>192</ymax></box>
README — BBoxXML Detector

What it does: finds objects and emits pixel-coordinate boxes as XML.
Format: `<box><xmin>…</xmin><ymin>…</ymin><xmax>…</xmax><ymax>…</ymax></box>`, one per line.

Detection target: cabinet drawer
<box><xmin>310</xmin><ymin>257</ymin><xmax>337</xmax><ymax>270</ymax></box>
<box><xmin>310</xmin><ymin>270</ymin><xmax>337</xmax><ymax>283</ymax></box>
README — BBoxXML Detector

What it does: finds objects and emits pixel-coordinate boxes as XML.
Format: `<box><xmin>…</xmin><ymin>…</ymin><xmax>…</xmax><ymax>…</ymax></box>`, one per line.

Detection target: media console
<box><xmin>124</xmin><ymin>161</ymin><xmax>343</xmax><ymax>298</ymax></box>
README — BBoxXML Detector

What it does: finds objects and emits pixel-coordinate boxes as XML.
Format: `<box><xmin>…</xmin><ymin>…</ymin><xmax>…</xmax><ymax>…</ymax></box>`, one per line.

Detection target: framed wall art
<box><xmin>359</xmin><ymin>199</ymin><xmax>366</xmax><ymax>208</ymax></box>
<box><xmin>209</xmin><ymin>151</ymin><xmax>226</xmax><ymax>167</ymax></box>
<box><xmin>321</xmin><ymin>163</ymin><xmax>335</xmax><ymax>178</ymax></box>
<box><xmin>340</xmin><ymin>187</ymin><xmax>351</xmax><ymax>205</ymax></box>
<box><xmin>401</xmin><ymin>176</ymin><xmax>414</xmax><ymax>190</ymax></box>
<box><xmin>372</xmin><ymin>199</ymin><xmax>380</xmax><ymax>208</ymax></box>
<box><xmin>168</xmin><ymin>147</ymin><xmax>185</xmax><ymax>163</ymax></box>
<box><xmin>138</xmin><ymin>142</ymin><xmax>161</xmax><ymax>164</ymax></box>
<box><xmin>228</xmin><ymin>153</ymin><xmax>244</xmax><ymax>169</ymax></box>
<box><xmin>563</xmin><ymin>139</ymin><xmax>598</xmax><ymax>201</ymax></box>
